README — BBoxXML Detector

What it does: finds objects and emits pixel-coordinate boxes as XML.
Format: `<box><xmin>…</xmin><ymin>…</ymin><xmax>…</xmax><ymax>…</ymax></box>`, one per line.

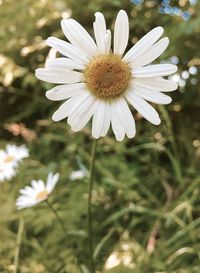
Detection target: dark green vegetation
<box><xmin>0</xmin><ymin>0</ymin><xmax>200</xmax><ymax>272</ymax></box>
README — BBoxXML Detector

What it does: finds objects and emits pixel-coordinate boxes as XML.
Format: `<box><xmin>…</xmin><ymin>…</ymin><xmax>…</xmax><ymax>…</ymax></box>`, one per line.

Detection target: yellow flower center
<box><xmin>84</xmin><ymin>54</ymin><xmax>131</xmax><ymax>99</ymax></box>
<box><xmin>35</xmin><ymin>190</ymin><xmax>49</xmax><ymax>201</ymax></box>
<box><xmin>4</xmin><ymin>155</ymin><xmax>14</xmax><ymax>163</ymax></box>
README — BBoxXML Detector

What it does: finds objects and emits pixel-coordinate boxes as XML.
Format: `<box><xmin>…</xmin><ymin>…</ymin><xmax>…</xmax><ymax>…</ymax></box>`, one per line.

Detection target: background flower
<box><xmin>5</xmin><ymin>144</ymin><xmax>29</xmax><ymax>163</ymax></box>
<box><xmin>0</xmin><ymin>144</ymin><xmax>29</xmax><ymax>182</ymax></box>
<box><xmin>69</xmin><ymin>169</ymin><xmax>87</xmax><ymax>181</ymax></box>
<box><xmin>16</xmin><ymin>172</ymin><xmax>59</xmax><ymax>209</ymax></box>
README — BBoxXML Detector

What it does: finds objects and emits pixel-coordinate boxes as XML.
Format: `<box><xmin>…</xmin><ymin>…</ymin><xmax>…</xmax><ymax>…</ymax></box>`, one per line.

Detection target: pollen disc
<box><xmin>84</xmin><ymin>54</ymin><xmax>131</xmax><ymax>99</ymax></box>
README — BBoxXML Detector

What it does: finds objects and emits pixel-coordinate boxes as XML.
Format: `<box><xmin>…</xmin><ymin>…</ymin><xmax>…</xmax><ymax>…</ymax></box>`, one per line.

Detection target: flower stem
<box><xmin>88</xmin><ymin>139</ymin><xmax>98</xmax><ymax>273</ymax></box>
<box><xmin>14</xmin><ymin>215</ymin><xmax>24</xmax><ymax>273</ymax></box>
<box><xmin>46</xmin><ymin>199</ymin><xmax>66</xmax><ymax>234</ymax></box>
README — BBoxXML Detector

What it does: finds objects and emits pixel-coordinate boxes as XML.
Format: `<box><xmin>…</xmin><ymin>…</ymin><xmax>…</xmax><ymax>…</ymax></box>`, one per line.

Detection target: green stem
<box><xmin>14</xmin><ymin>215</ymin><xmax>24</xmax><ymax>273</ymax></box>
<box><xmin>88</xmin><ymin>139</ymin><xmax>98</xmax><ymax>273</ymax></box>
<box><xmin>46</xmin><ymin>199</ymin><xmax>66</xmax><ymax>234</ymax></box>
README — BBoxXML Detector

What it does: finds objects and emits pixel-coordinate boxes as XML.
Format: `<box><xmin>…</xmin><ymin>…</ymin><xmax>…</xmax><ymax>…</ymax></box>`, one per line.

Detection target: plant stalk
<box><xmin>88</xmin><ymin>139</ymin><xmax>98</xmax><ymax>273</ymax></box>
<box><xmin>14</xmin><ymin>215</ymin><xmax>24</xmax><ymax>273</ymax></box>
<box><xmin>46</xmin><ymin>199</ymin><xmax>66</xmax><ymax>234</ymax></box>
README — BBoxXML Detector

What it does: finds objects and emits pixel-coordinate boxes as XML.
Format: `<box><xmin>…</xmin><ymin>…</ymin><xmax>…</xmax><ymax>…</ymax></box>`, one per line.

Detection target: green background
<box><xmin>0</xmin><ymin>0</ymin><xmax>200</xmax><ymax>272</ymax></box>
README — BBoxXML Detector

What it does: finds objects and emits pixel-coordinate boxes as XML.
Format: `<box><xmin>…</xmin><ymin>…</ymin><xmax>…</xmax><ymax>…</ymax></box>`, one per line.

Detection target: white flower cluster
<box><xmin>0</xmin><ymin>144</ymin><xmax>29</xmax><ymax>182</ymax></box>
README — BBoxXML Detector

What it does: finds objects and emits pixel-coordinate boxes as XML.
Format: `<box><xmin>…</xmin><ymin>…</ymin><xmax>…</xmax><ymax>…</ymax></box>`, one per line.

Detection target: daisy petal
<box><xmin>126</xmin><ymin>92</ymin><xmax>161</xmax><ymax>125</ymax></box>
<box><xmin>111</xmin><ymin>101</ymin><xmax>126</xmax><ymax>141</ymax></box>
<box><xmin>16</xmin><ymin>196</ymin><xmax>34</xmax><ymax>203</ymax></box>
<box><xmin>52</xmin><ymin>92</ymin><xmax>90</xmax><ymax>122</ymax></box>
<box><xmin>101</xmin><ymin>100</ymin><xmax>111</xmax><ymax>137</ymax></box>
<box><xmin>92</xmin><ymin>100</ymin><xmax>106</xmax><ymax>138</ymax></box>
<box><xmin>46</xmin><ymin>83</ymin><xmax>87</xmax><ymax>101</ymax></box>
<box><xmin>46</xmin><ymin>37</ymin><xmax>88</xmax><ymax>64</ymax></box>
<box><xmin>123</xmin><ymin>26</ymin><xmax>164</xmax><ymax>63</ymax></box>
<box><xmin>131</xmin><ymin>37</ymin><xmax>169</xmax><ymax>69</ymax></box>
<box><xmin>105</xmin><ymin>30</ymin><xmax>111</xmax><ymax>54</ymax></box>
<box><xmin>46</xmin><ymin>57</ymin><xmax>84</xmax><ymax>70</ymax></box>
<box><xmin>116</xmin><ymin>97</ymin><xmax>136</xmax><ymax>138</ymax></box>
<box><xmin>46</xmin><ymin>173</ymin><xmax>59</xmax><ymax>193</ymax></box>
<box><xmin>61</xmin><ymin>19</ymin><xmax>98</xmax><ymax>58</ymax></box>
<box><xmin>131</xmin><ymin>87</ymin><xmax>172</xmax><ymax>105</ymax></box>
<box><xmin>132</xmin><ymin>64</ymin><xmax>177</xmax><ymax>78</ymax></box>
<box><xmin>132</xmin><ymin>77</ymin><xmax>178</xmax><ymax>91</ymax></box>
<box><xmin>16</xmin><ymin>200</ymin><xmax>37</xmax><ymax>210</ymax></box>
<box><xmin>23</xmin><ymin>186</ymin><xmax>35</xmax><ymax>192</ymax></box>
<box><xmin>35</xmin><ymin>68</ymin><xmax>83</xmax><ymax>84</ymax></box>
<box><xmin>114</xmin><ymin>10</ymin><xmax>129</xmax><ymax>55</ymax></box>
<box><xmin>93</xmin><ymin>12</ymin><xmax>107</xmax><ymax>54</ymax></box>
<box><xmin>31</xmin><ymin>180</ymin><xmax>45</xmax><ymax>191</ymax></box>
<box><xmin>68</xmin><ymin>96</ymin><xmax>97</xmax><ymax>132</ymax></box>
<box><xmin>19</xmin><ymin>189</ymin><xmax>35</xmax><ymax>197</ymax></box>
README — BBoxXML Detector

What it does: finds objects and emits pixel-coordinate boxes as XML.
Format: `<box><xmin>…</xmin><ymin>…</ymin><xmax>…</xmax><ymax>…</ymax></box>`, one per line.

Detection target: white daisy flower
<box><xmin>36</xmin><ymin>10</ymin><xmax>178</xmax><ymax>141</ymax></box>
<box><xmin>5</xmin><ymin>144</ymin><xmax>29</xmax><ymax>166</ymax></box>
<box><xmin>0</xmin><ymin>165</ymin><xmax>16</xmax><ymax>182</ymax></box>
<box><xmin>69</xmin><ymin>169</ymin><xmax>87</xmax><ymax>181</ymax></box>
<box><xmin>0</xmin><ymin>153</ymin><xmax>16</xmax><ymax>182</ymax></box>
<box><xmin>0</xmin><ymin>144</ymin><xmax>29</xmax><ymax>182</ymax></box>
<box><xmin>16</xmin><ymin>173</ymin><xmax>59</xmax><ymax>210</ymax></box>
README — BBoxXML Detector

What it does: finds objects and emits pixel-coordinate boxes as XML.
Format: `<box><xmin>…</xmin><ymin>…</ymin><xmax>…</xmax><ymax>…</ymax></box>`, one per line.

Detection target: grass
<box><xmin>0</xmin><ymin>116</ymin><xmax>199</xmax><ymax>272</ymax></box>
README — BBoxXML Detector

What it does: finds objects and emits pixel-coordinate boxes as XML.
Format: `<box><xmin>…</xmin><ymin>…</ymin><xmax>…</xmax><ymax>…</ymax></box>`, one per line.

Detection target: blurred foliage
<box><xmin>0</xmin><ymin>0</ymin><xmax>200</xmax><ymax>272</ymax></box>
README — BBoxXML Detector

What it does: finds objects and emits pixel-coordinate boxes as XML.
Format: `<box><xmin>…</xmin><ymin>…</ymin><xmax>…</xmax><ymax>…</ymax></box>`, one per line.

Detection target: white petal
<box><xmin>105</xmin><ymin>30</ymin><xmax>111</xmax><ymax>54</ymax></box>
<box><xmin>116</xmin><ymin>97</ymin><xmax>136</xmax><ymax>138</ymax></box>
<box><xmin>46</xmin><ymin>83</ymin><xmax>87</xmax><ymax>101</ymax></box>
<box><xmin>46</xmin><ymin>173</ymin><xmax>59</xmax><ymax>193</ymax></box>
<box><xmin>93</xmin><ymin>12</ymin><xmax>107</xmax><ymax>54</ymax></box>
<box><xmin>132</xmin><ymin>77</ymin><xmax>178</xmax><ymax>92</ymax></box>
<box><xmin>35</xmin><ymin>68</ymin><xmax>83</xmax><ymax>84</ymax></box>
<box><xmin>126</xmin><ymin>92</ymin><xmax>161</xmax><ymax>125</ymax></box>
<box><xmin>114</xmin><ymin>10</ymin><xmax>129</xmax><ymax>55</ymax></box>
<box><xmin>52</xmin><ymin>92</ymin><xmax>90</xmax><ymax>122</ymax></box>
<box><xmin>68</xmin><ymin>96</ymin><xmax>97</xmax><ymax>132</ymax></box>
<box><xmin>19</xmin><ymin>189</ymin><xmax>35</xmax><ymax>197</ymax></box>
<box><xmin>46</xmin><ymin>37</ymin><xmax>88</xmax><ymax>64</ymax></box>
<box><xmin>16</xmin><ymin>199</ymin><xmax>38</xmax><ymax>210</ymax></box>
<box><xmin>37</xmin><ymin>180</ymin><xmax>46</xmax><ymax>191</ymax></box>
<box><xmin>131</xmin><ymin>87</ymin><xmax>172</xmax><ymax>105</ymax></box>
<box><xmin>123</xmin><ymin>27</ymin><xmax>164</xmax><ymax>63</ymax></box>
<box><xmin>131</xmin><ymin>37</ymin><xmax>169</xmax><ymax>69</ymax></box>
<box><xmin>101</xmin><ymin>100</ymin><xmax>111</xmax><ymax>137</ymax></box>
<box><xmin>92</xmin><ymin>100</ymin><xmax>105</xmax><ymax>138</ymax></box>
<box><xmin>23</xmin><ymin>186</ymin><xmax>35</xmax><ymax>193</ymax></box>
<box><xmin>30</xmin><ymin>180</ymin><xmax>38</xmax><ymax>190</ymax></box>
<box><xmin>111</xmin><ymin>100</ymin><xmax>125</xmax><ymax>142</ymax></box>
<box><xmin>61</xmin><ymin>19</ymin><xmax>98</xmax><ymax>58</ymax></box>
<box><xmin>132</xmin><ymin>64</ymin><xmax>177</xmax><ymax>78</ymax></box>
<box><xmin>46</xmin><ymin>57</ymin><xmax>84</xmax><ymax>70</ymax></box>
<box><xmin>17</xmin><ymin>196</ymin><xmax>35</xmax><ymax>204</ymax></box>
<box><xmin>31</xmin><ymin>180</ymin><xmax>45</xmax><ymax>192</ymax></box>
<box><xmin>67</xmin><ymin>94</ymin><xmax>94</xmax><ymax>124</ymax></box>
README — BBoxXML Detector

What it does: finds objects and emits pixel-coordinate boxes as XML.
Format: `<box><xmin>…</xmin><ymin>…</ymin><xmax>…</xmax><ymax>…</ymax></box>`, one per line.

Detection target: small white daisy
<box><xmin>0</xmin><ymin>154</ymin><xmax>16</xmax><ymax>182</ymax></box>
<box><xmin>69</xmin><ymin>169</ymin><xmax>87</xmax><ymax>181</ymax></box>
<box><xmin>16</xmin><ymin>173</ymin><xmax>59</xmax><ymax>210</ymax></box>
<box><xmin>36</xmin><ymin>10</ymin><xmax>178</xmax><ymax>141</ymax></box>
<box><xmin>0</xmin><ymin>144</ymin><xmax>29</xmax><ymax>182</ymax></box>
<box><xmin>5</xmin><ymin>144</ymin><xmax>29</xmax><ymax>166</ymax></box>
